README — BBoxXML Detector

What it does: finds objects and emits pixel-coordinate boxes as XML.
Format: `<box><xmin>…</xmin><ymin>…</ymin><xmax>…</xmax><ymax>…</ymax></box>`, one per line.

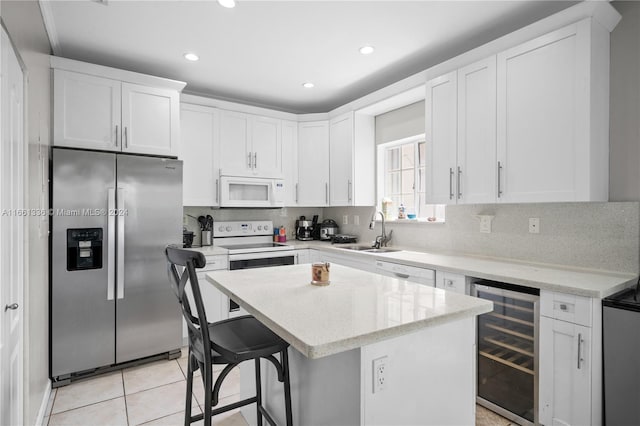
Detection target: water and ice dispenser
<box><xmin>66</xmin><ymin>228</ymin><xmax>103</xmax><ymax>271</ymax></box>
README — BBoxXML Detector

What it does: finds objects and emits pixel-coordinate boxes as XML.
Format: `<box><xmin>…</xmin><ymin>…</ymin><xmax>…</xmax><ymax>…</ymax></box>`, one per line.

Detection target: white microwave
<box><xmin>219</xmin><ymin>175</ymin><xmax>285</xmax><ymax>208</ymax></box>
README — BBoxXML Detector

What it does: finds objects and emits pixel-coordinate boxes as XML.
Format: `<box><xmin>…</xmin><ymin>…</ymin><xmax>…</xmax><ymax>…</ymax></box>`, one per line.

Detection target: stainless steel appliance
<box><xmin>603</xmin><ymin>285</ymin><xmax>640</xmax><ymax>425</ymax></box>
<box><xmin>214</xmin><ymin>221</ymin><xmax>296</xmax><ymax>315</ymax></box>
<box><xmin>319</xmin><ymin>218</ymin><xmax>339</xmax><ymax>241</ymax></box>
<box><xmin>472</xmin><ymin>280</ymin><xmax>540</xmax><ymax>426</ymax></box>
<box><xmin>50</xmin><ymin>148</ymin><xmax>183</xmax><ymax>385</ymax></box>
<box><xmin>296</xmin><ymin>220</ymin><xmax>314</xmax><ymax>241</ymax></box>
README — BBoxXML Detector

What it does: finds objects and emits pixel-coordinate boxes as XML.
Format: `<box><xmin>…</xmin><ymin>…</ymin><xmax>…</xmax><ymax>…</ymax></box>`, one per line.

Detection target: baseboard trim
<box><xmin>35</xmin><ymin>380</ymin><xmax>52</xmax><ymax>426</ymax></box>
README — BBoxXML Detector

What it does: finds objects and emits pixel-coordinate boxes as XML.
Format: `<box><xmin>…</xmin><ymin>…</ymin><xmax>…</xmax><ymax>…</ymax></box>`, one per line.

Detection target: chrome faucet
<box><xmin>369</xmin><ymin>211</ymin><xmax>392</xmax><ymax>249</ymax></box>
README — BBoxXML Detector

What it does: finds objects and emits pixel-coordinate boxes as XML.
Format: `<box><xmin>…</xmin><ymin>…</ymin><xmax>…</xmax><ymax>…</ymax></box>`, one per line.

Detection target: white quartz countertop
<box><xmin>287</xmin><ymin>241</ymin><xmax>637</xmax><ymax>298</ymax></box>
<box><xmin>186</xmin><ymin>246</ymin><xmax>228</xmax><ymax>256</ymax></box>
<box><xmin>206</xmin><ymin>264</ymin><xmax>492</xmax><ymax>359</ymax></box>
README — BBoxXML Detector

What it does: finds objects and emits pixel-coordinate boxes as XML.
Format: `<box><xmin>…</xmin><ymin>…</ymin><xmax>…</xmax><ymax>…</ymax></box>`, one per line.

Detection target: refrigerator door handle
<box><xmin>107</xmin><ymin>188</ymin><xmax>116</xmax><ymax>301</ymax></box>
<box><xmin>117</xmin><ymin>187</ymin><xmax>125</xmax><ymax>300</ymax></box>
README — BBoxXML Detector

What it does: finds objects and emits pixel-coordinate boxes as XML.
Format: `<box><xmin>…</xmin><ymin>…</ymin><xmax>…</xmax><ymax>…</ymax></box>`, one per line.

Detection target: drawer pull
<box><xmin>560</xmin><ymin>304</ymin><xmax>567</xmax><ymax>311</ymax></box>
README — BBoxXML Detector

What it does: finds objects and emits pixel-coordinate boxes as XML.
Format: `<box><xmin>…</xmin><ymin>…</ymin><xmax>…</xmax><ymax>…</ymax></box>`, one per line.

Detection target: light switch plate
<box><xmin>343</xmin><ymin>215</ymin><xmax>348</xmax><ymax>225</ymax></box>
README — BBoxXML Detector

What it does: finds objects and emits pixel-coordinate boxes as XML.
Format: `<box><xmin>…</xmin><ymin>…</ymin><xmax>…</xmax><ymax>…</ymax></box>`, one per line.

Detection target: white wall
<box><xmin>374</xmin><ymin>101</ymin><xmax>424</xmax><ymax>145</ymax></box>
<box><xmin>1</xmin><ymin>2</ymin><xmax>52</xmax><ymax>424</ymax></box>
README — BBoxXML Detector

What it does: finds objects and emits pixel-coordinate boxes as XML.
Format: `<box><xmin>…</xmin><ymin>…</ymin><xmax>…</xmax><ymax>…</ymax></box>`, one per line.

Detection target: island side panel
<box><xmin>241</xmin><ymin>347</ymin><xmax>362</xmax><ymax>425</ymax></box>
<box><xmin>361</xmin><ymin>317</ymin><xmax>476</xmax><ymax>426</ymax></box>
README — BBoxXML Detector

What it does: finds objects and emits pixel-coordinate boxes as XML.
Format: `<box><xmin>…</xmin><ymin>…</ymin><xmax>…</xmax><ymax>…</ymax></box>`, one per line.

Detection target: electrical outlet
<box><xmin>479</xmin><ymin>216</ymin><xmax>492</xmax><ymax>233</ymax></box>
<box><xmin>529</xmin><ymin>218</ymin><xmax>540</xmax><ymax>234</ymax></box>
<box><xmin>353</xmin><ymin>215</ymin><xmax>359</xmax><ymax>226</ymax></box>
<box><xmin>372</xmin><ymin>356</ymin><xmax>388</xmax><ymax>393</ymax></box>
<box><xmin>343</xmin><ymin>215</ymin><xmax>349</xmax><ymax>225</ymax></box>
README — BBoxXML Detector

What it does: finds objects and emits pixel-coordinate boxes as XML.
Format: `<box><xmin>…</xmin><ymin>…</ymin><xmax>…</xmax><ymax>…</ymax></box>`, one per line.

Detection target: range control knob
<box><xmin>257</xmin><ymin>225</ymin><xmax>263</xmax><ymax>231</ymax></box>
<box><xmin>218</xmin><ymin>226</ymin><xmax>224</xmax><ymax>232</ymax></box>
<box><xmin>226</xmin><ymin>226</ymin><xmax>232</xmax><ymax>232</ymax></box>
<box><xmin>263</xmin><ymin>225</ymin><xmax>270</xmax><ymax>232</ymax></box>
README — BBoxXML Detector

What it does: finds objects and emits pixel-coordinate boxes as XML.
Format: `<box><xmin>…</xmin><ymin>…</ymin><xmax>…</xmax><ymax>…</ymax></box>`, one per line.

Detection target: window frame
<box><xmin>376</xmin><ymin>134</ymin><xmax>426</xmax><ymax>219</ymax></box>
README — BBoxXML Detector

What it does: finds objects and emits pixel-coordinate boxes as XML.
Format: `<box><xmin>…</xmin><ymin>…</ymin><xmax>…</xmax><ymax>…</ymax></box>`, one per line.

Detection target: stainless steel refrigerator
<box><xmin>51</xmin><ymin>148</ymin><xmax>183</xmax><ymax>384</ymax></box>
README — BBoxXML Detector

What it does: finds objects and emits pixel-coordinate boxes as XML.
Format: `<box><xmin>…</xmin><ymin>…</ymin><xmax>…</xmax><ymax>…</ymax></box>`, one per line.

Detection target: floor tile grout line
<box><xmin>48</xmin><ymin>395</ymin><xmax>125</xmax><ymax>418</ymax></box>
<box><xmin>120</xmin><ymin>370</ymin><xmax>130</xmax><ymax>426</ymax></box>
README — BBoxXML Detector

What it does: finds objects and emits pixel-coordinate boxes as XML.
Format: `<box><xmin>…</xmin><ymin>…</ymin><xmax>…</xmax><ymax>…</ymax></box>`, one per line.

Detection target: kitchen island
<box><xmin>206</xmin><ymin>264</ymin><xmax>492</xmax><ymax>426</ymax></box>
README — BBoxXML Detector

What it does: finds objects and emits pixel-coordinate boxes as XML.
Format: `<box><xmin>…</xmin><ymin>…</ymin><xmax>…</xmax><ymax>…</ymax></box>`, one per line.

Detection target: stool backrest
<box><xmin>165</xmin><ymin>245</ymin><xmax>212</xmax><ymax>359</ymax></box>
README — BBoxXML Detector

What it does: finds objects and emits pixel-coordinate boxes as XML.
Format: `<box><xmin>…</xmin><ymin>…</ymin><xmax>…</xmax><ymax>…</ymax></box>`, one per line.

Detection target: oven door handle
<box><xmin>228</xmin><ymin>251</ymin><xmax>297</xmax><ymax>262</ymax></box>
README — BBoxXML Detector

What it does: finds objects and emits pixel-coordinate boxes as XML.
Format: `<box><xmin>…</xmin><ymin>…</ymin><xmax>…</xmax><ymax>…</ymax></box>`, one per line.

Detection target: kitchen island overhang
<box><xmin>206</xmin><ymin>264</ymin><xmax>492</xmax><ymax>425</ymax></box>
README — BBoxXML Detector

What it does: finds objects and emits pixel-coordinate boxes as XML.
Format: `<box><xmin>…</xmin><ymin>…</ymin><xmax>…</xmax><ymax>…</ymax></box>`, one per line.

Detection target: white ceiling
<box><xmin>42</xmin><ymin>0</ymin><xmax>576</xmax><ymax>114</ymax></box>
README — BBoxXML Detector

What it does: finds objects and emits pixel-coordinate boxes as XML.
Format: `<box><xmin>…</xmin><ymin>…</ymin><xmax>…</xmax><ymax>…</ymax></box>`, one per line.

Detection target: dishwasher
<box><xmin>374</xmin><ymin>260</ymin><xmax>435</xmax><ymax>286</ymax></box>
<box><xmin>472</xmin><ymin>280</ymin><xmax>540</xmax><ymax>426</ymax></box>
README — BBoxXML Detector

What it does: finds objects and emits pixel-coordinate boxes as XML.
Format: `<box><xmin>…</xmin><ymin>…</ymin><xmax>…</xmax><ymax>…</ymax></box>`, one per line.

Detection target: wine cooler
<box><xmin>472</xmin><ymin>280</ymin><xmax>539</xmax><ymax>426</ymax></box>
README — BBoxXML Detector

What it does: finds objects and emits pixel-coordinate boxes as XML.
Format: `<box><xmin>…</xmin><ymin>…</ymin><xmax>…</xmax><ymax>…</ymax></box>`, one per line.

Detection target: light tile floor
<box><xmin>45</xmin><ymin>349</ymin><xmax>248</xmax><ymax>426</ymax></box>
<box><xmin>45</xmin><ymin>349</ymin><xmax>511</xmax><ymax>426</ymax></box>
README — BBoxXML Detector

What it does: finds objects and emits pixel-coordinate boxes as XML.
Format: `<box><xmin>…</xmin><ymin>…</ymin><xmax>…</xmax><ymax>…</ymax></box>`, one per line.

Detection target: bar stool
<box><xmin>165</xmin><ymin>245</ymin><xmax>293</xmax><ymax>426</ymax></box>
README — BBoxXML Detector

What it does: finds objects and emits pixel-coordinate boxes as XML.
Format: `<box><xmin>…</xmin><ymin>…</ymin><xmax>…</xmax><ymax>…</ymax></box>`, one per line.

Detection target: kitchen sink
<box><xmin>338</xmin><ymin>246</ymin><xmax>401</xmax><ymax>253</ymax></box>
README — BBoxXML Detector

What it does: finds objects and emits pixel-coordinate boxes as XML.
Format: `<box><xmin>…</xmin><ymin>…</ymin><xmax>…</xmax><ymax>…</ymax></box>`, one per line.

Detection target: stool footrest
<box><xmin>189</xmin><ymin>396</ymin><xmax>257</xmax><ymax>422</ymax></box>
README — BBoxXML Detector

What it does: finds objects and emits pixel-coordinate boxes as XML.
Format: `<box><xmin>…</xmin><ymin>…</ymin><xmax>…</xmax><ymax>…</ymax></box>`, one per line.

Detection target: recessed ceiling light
<box><xmin>218</xmin><ymin>0</ymin><xmax>236</xmax><ymax>8</ymax></box>
<box><xmin>359</xmin><ymin>45</ymin><xmax>375</xmax><ymax>55</ymax></box>
<box><xmin>184</xmin><ymin>53</ymin><xmax>199</xmax><ymax>62</ymax></box>
<box><xmin>302</xmin><ymin>82</ymin><xmax>315</xmax><ymax>89</ymax></box>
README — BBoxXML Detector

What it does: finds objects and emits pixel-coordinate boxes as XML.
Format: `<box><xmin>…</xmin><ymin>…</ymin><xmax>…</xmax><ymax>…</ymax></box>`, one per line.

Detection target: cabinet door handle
<box><xmin>295</xmin><ymin>183</ymin><xmax>299</xmax><ymax>203</ymax></box>
<box><xmin>325</xmin><ymin>183</ymin><xmax>329</xmax><ymax>205</ymax></box>
<box><xmin>457</xmin><ymin>166</ymin><xmax>462</xmax><ymax>199</ymax></box>
<box><xmin>215</xmin><ymin>179</ymin><xmax>219</xmax><ymax>203</ymax></box>
<box><xmin>577</xmin><ymin>333</ymin><xmax>584</xmax><ymax>369</ymax></box>
<box><xmin>124</xmin><ymin>127</ymin><xmax>128</xmax><ymax>149</ymax></box>
<box><xmin>254</xmin><ymin>153</ymin><xmax>257</xmax><ymax>169</ymax></box>
<box><xmin>247</xmin><ymin>153</ymin><xmax>252</xmax><ymax>168</ymax></box>
<box><xmin>348</xmin><ymin>180</ymin><xmax>352</xmax><ymax>203</ymax></box>
<box><xmin>449</xmin><ymin>168</ymin><xmax>454</xmax><ymax>200</ymax></box>
<box><xmin>497</xmin><ymin>161</ymin><xmax>503</xmax><ymax>198</ymax></box>
<box><xmin>115</xmin><ymin>125</ymin><xmax>119</xmax><ymax>147</ymax></box>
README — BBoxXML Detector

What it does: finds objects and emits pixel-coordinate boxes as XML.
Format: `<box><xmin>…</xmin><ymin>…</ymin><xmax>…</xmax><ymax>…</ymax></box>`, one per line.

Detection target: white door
<box><xmin>281</xmin><ymin>120</ymin><xmax>298</xmax><ymax>206</ymax></box>
<box><xmin>425</xmin><ymin>71</ymin><xmax>457</xmax><ymax>205</ymax></box>
<box><xmin>329</xmin><ymin>112</ymin><xmax>354</xmax><ymax>206</ymax></box>
<box><xmin>180</xmin><ymin>104</ymin><xmax>219</xmax><ymax>206</ymax></box>
<box><xmin>251</xmin><ymin>115</ymin><xmax>281</xmax><ymax>178</ymax></box>
<box><xmin>297</xmin><ymin>121</ymin><xmax>329</xmax><ymax>206</ymax></box>
<box><xmin>219</xmin><ymin>110</ymin><xmax>251</xmax><ymax>176</ymax></box>
<box><xmin>0</xmin><ymin>27</ymin><xmax>25</xmax><ymax>426</ymax></box>
<box><xmin>121</xmin><ymin>82</ymin><xmax>179</xmax><ymax>157</ymax></box>
<box><xmin>53</xmin><ymin>69</ymin><xmax>121</xmax><ymax>151</ymax></box>
<box><xmin>496</xmin><ymin>24</ymin><xmax>582</xmax><ymax>203</ymax></box>
<box><xmin>457</xmin><ymin>57</ymin><xmax>497</xmax><ymax>204</ymax></box>
<box><xmin>539</xmin><ymin>317</ymin><xmax>591</xmax><ymax>426</ymax></box>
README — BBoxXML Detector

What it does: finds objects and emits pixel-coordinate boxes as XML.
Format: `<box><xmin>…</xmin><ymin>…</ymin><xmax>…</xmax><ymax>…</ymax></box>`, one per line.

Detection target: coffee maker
<box><xmin>295</xmin><ymin>216</ymin><xmax>314</xmax><ymax>241</ymax></box>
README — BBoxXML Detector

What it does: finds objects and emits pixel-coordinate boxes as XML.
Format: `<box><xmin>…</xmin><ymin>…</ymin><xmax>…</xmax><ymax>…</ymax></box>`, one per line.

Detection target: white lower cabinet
<box><xmin>311</xmin><ymin>250</ymin><xmax>376</xmax><ymax>273</ymax></box>
<box><xmin>182</xmin><ymin>254</ymin><xmax>228</xmax><ymax>342</ymax></box>
<box><xmin>435</xmin><ymin>271</ymin><xmax>468</xmax><ymax>294</ymax></box>
<box><xmin>295</xmin><ymin>249</ymin><xmax>310</xmax><ymax>264</ymax></box>
<box><xmin>539</xmin><ymin>290</ymin><xmax>601</xmax><ymax>426</ymax></box>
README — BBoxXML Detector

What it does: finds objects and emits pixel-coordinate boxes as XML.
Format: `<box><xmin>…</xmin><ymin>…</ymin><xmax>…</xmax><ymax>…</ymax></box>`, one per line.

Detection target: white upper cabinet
<box><xmin>54</xmin><ymin>70</ymin><xmax>121</xmax><ymax>152</ymax></box>
<box><xmin>121</xmin><ymin>83</ymin><xmax>179</xmax><ymax>157</ymax></box>
<box><xmin>426</xmin><ymin>58</ymin><xmax>497</xmax><ymax>206</ymax></box>
<box><xmin>180</xmin><ymin>104</ymin><xmax>219</xmax><ymax>206</ymax></box>
<box><xmin>329</xmin><ymin>112</ymin><xmax>375</xmax><ymax>206</ymax></box>
<box><xmin>496</xmin><ymin>20</ymin><xmax>609</xmax><ymax>202</ymax></box>
<box><xmin>218</xmin><ymin>110</ymin><xmax>282</xmax><ymax>178</ymax></box>
<box><xmin>281</xmin><ymin>120</ymin><xmax>298</xmax><ymax>206</ymax></box>
<box><xmin>251</xmin><ymin>115</ymin><xmax>282</xmax><ymax>177</ymax></box>
<box><xmin>425</xmin><ymin>71</ymin><xmax>458</xmax><ymax>205</ymax></box>
<box><xmin>329</xmin><ymin>113</ymin><xmax>353</xmax><ymax>206</ymax></box>
<box><xmin>457</xmin><ymin>57</ymin><xmax>497</xmax><ymax>204</ymax></box>
<box><xmin>218</xmin><ymin>110</ymin><xmax>251</xmax><ymax>175</ymax></box>
<box><xmin>53</xmin><ymin>62</ymin><xmax>183</xmax><ymax>157</ymax></box>
<box><xmin>297</xmin><ymin>121</ymin><xmax>329</xmax><ymax>206</ymax></box>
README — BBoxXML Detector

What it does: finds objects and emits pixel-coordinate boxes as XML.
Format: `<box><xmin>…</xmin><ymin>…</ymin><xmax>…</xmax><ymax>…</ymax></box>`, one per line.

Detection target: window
<box><xmin>377</xmin><ymin>134</ymin><xmax>445</xmax><ymax>221</ymax></box>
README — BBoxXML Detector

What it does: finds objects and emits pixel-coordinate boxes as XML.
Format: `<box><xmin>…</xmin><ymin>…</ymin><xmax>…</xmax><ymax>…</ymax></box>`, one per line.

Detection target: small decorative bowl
<box><xmin>407</xmin><ymin>214</ymin><xmax>417</xmax><ymax>219</ymax></box>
